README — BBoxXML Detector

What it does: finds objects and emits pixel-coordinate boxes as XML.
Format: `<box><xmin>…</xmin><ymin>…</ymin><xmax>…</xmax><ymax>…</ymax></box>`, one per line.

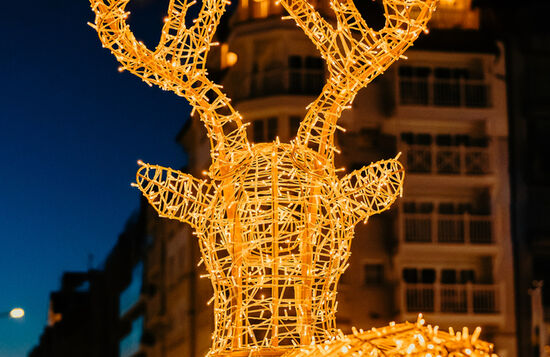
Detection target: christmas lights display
<box><xmin>284</xmin><ymin>316</ymin><xmax>495</xmax><ymax>357</ymax></box>
<box><xmin>90</xmin><ymin>0</ymin><xmax>498</xmax><ymax>355</ymax></box>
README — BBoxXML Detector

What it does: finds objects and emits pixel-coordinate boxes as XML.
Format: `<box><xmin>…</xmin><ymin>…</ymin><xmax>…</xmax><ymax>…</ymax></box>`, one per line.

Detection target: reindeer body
<box><xmin>202</xmin><ymin>142</ymin><xmax>352</xmax><ymax>352</ymax></box>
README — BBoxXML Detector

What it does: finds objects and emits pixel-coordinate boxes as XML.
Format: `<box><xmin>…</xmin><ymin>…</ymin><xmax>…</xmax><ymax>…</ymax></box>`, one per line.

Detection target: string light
<box><xmin>90</xmin><ymin>0</ymin><xmax>497</xmax><ymax>355</ymax></box>
<box><xmin>283</xmin><ymin>317</ymin><xmax>496</xmax><ymax>357</ymax></box>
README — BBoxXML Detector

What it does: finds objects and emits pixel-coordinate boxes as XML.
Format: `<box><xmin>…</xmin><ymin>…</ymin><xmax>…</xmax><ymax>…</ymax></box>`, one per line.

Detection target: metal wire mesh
<box><xmin>90</xmin><ymin>0</ymin><xmax>496</xmax><ymax>355</ymax></box>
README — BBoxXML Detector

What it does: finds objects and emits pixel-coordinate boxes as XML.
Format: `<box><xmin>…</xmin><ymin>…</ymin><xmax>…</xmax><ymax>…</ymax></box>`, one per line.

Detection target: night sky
<box><xmin>0</xmin><ymin>0</ymin><xmax>191</xmax><ymax>355</ymax></box>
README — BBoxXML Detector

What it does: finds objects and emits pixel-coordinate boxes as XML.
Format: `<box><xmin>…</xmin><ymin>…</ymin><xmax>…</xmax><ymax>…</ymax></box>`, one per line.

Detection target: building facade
<box><xmin>29</xmin><ymin>271</ymin><xmax>104</xmax><ymax>357</ymax></box>
<box><xmin>145</xmin><ymin>1</ymin><xmax>517</xmax><ymax>357</ymax></box>
<box><xmin>29</xmin><ymin>207</ymin><xmax>150</xmax><ymax>357</ymax></box>
<box><xmin>141</xmin><ymin>208</ymin><xmax>213</xmax><ymax>357</ymax></box>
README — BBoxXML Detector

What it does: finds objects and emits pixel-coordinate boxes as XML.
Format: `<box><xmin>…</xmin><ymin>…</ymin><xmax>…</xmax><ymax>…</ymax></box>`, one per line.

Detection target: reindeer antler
<box><xmin>279</xmin><ymin>0</ymin><xmax>437</xmax><ymax>162</ymax></box>
<box><xmin>89</xmin><ymin>0</ymin><xmax>249</xmax><ymax>173</ymax></box>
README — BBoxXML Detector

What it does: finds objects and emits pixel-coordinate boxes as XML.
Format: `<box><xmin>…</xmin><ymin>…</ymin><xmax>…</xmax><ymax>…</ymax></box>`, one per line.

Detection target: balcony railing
<box><xmin>402</xmin><ymin>144</ymin><xmax>491</xmax><ymax>175</ymax></box>
<box><xmin>399</xmin><ymin>78</ymin><xmax>490</xmax><ymax>108</ymax></box>
<box><xmin>402</xmin><ymin>213</ymin><xmax>493</xmax><ymax>244</ymax></box>
<box><xmin>247</xmin><ymin>68</ymin><xmax>324</xmax><ymax>99</ymax></box>
<box><xmin>404</xmin><ymin>283</ymin><xmax>500</xmax><ymax>314</ymax></box>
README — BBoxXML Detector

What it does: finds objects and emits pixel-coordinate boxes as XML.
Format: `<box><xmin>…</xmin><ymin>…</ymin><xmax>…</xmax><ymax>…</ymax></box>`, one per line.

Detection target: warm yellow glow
<box><xmin>90</xmin><ymin>0</ymin><xmax>496</xmax><ymax>355</ymax></box>
<box><xmin>221</xmin><ymin>43</ymin><xmax>238</xmax><ymax>68</ymax></box>
<box><xmin>259</xmin><ymin>0</ymin><xmax>269</xmax><ymax>18</ymax></box>
<box><xmin>9</xmin><ymin>308</ymin><xmax>24</xmax><ymax>319</ymax></box>
<box><xmin>131</xmin><ymin>149</ymin><xmax>405</xmax><ymax>355</ymax></box>
<box><xmin>226</xmin><ymin>51</ymin><xmax>238</xmax><ymax>67</ymax></box>
<box><xmin>283</xmin><ymin>316</ymin><xmax>496</xmax><ymax>357</ymax></box>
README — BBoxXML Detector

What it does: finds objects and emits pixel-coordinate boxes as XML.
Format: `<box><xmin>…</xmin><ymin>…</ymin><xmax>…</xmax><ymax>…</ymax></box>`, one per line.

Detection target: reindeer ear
<box><xmin>134</xmin><ymin>161</ymin><xmax>213</xmax><ymax>228</ymax></box>
<box><xmin>339</xmin><ymin>158</ymin><xmax>404</xmax><ymax>224</ymax></box>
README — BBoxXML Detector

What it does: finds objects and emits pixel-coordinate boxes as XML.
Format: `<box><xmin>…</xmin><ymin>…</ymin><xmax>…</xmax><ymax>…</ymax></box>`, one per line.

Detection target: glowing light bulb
<box><xmin>9</xmin><ymin>308</ymin><xmax>24</xmax><ymax>319</ymax></box>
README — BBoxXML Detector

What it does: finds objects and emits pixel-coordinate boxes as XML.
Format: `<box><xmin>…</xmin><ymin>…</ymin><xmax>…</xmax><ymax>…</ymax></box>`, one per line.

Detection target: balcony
<box><xmin>403</xmin><ymin>283</ymin><xmax>500</xmax><ymax>315</ymax></box>
<box><xmin>401</xmin><ymin>143</ymin><xmax>491</xmax><ymax>176</ymax></box>
<box><xmin>246</xmin><ymin>67</ymin><xmax>324</xmax><ymax>99</ymax></box>
<box><xmin>401</xmin><ymin>212</ymin><xmax>493</xmax><ymax>245</ymax></box>
<box><xmin>399</xmin><ymin>77</ymin><xmax>491</xmax><ymax>108</ymax></box>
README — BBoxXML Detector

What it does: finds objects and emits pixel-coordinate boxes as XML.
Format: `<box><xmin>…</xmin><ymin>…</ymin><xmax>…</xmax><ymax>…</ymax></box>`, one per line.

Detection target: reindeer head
<box><xmin>90</xmin><ymin>0</ymin><xmax>436</xmax><ymax>355</ymax></box>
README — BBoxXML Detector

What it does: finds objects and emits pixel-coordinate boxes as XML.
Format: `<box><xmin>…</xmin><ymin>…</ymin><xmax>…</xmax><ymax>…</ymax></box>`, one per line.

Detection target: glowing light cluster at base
<box><xmin>89</xmin><ymin>0</ymin><xmax>499</xmax><ymax>355</ymax></box>
<box><xmin>283</xmin><ymin>316</ymin><xmax>495</xmax><ymax>357</ymax></box>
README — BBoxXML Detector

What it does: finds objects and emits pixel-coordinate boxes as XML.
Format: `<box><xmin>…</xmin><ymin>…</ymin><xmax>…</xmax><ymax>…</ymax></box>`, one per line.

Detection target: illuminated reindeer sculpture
<box><xmin>90</xmin><ymin>0</ymin><xmax>497</xmax><ymax>355</ymax></box>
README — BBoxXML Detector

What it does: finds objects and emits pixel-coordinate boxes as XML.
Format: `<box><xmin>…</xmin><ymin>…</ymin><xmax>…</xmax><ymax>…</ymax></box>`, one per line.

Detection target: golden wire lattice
<box><xmin>282</xmin><ymin>316</ymin><xmax>496</xmax><ymax>357</ymax></box>
<box><xmin>134</xmin><ymin>144</ymin><xmax>404</xmax><ymax>354</ymax></box>
<box><xmin>90</xmin><ymin>0</ymin><xmax>497</xmax><ymax>356</ymax></box>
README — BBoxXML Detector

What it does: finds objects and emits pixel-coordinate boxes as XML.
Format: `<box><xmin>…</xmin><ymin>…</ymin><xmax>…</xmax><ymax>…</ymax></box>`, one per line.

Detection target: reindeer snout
<box><xmin>377</xmin><ymin>158</ymin><xmax>404</xmax><ymax>198</ymax></box>
<box><xmin>135</xmin><ymin>161</ymin><xmax>155</xmax><ymax>193</ymax></box>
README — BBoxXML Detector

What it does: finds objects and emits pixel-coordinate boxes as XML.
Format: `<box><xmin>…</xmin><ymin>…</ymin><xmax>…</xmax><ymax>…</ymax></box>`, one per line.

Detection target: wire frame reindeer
<box><xmin>89</xmin><ymin>0</ymin><xmax>497</xmax><ymax>355</ymax></box>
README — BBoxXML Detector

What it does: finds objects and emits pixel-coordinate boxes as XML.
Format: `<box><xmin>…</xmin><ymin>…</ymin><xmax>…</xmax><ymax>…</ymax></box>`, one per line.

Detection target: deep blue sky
<box><xmin>0</xmin><ymin>0</ymin><xmax>192</xmax><ymax>355</ymax></box>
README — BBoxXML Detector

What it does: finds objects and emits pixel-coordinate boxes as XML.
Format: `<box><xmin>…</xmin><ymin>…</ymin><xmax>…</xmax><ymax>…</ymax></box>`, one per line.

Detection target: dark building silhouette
<box><xmin>103</xmin><ymin>203</ymin><xmax>150</xmax><ymax>357</ymax></box>
<box><xmin>28</xmin><ymin>270</ymin><xmax>104</xmax><ymax>357</ymax></box>
<box><xmin>480</xmin><ymin>2</ymin><xmax>550</xmax><ymax>356</ymax></box>
<box><xmin>29</xmin><ymin>204</ymin><xmax>149</xmax><ymax>357</ymax></box>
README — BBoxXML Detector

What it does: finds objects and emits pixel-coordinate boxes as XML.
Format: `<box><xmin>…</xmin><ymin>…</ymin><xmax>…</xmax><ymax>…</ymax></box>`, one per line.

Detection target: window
<box><xmin>305</xmin><ymin>56</ymin><xmax>324</xmax><ymax>69</ymax></box>
<box><xmin>402</xmin><ymin>268</ymin><xmax>436</xmax><ymax>284</ymax></box>
<box><xmin>403</xmin><ymin>267</ymin><xmax>496</xmax><ymax>314</ymax></box>
<box><xmin>403</xmin><ymin>268</ymin><xmax>417</xmax><ymax>283</ymax></box>
<box><xmin>460</xmin><ymin>269</ymin><xmax>475</xmax><ymax>284</ymax></box>
<box><xmin>403</xmin><ymin>202</ymin><xmax>433</xmax><ymax>243</ymax></box>
<box><xmin>119</xmin><ymin>262</ymin><xmax>143</xmax><ymax>317</ymax></box>
<box><xmin>400</xmin><ymin>132</ymin><xmax>432</xmax><ymax>173</ymax></box>
<box><xmin>439</xmin><ymin>269</ymin><xmax>477</xmax><ymax>284</ymax></box>
<box><xmin>404</xmin><ymin>268</ymin><xmax>476</xmax><ymax>285</ymax></box>
<box><xmin>267</xmin><ymin>117</ymin><xmax>277</xmax><ymax>141</ymax></box>
<box><xmin>305</xmin><ymin>56</ymin><xmax>324</xmax><ymax>93</ymax></box>
<box><xmin>441</xmin><ymin>269</ymin><xmax>457</xmax><ymax>284</ymax></box>
<box><xmin>263</xmin><ymin>60</ymin><xmax>285</xmax><ymax>95</ymax></box>
<box><xmin>250</xmin><ymin>55</ymin><xmax>324</xmax><ymax>98</ymax></box>
<box><xmin>399</xmin><ymin>66</ymin><xmax>430</xmax><ymax>105</ymax></box>
<box><xmin>363</xmin><ymin>264</ymin><xmax>384</xmax><ymax>285</ymax></box>
<box><xmin>289</xmin><ymin>56</ymin><xmax>302</xmax><ymax>94</ymax></box>
<box><xmin>433</xmin><ymin>67</ymin><xmax>467</xmax><ymax>106</ymax></box>
<box><xmin>403</xmin><ymin>268</ymin><xmax>436</xmax><ymax>312</ymax></box>
<box><xmin>253</xmin><ymin>120</ymin><xmax>264</xmax><ymax>142</ymax></box>
<box><xmin>251</xmin><ymin>118</ymin><xmax>278</xmax><ymax>142</ymax></box>
<box><xmin>422</xmin><ymin>269</ymin><xmax>436</xmax><ymax>283</ymax></box>
<box><xmin>404</xmin><ymin>200</ymin><xmax>493</xmax><ymax>244</ymax></box>
<box><xmin>403</xmin><ymin>201</ymin><xmax>434</xmax><ymax>214</ymax></box>
<box><xmin>401</xmin><ymin>132</ymin><xmax>491</xmax><ymax>175</ymax></box>
<box><xmin>398</xmin><ymin>65</ymin><xmax>490</xmax><ymax>107</ymax></box>
<box><xmin>119</xmin><ymin>316</ymin><xmax>144</xmax><ymax>357</ymax></box>
<box><xmin>252</xmin><ymin>0</ymin><xmax>269</xmax><ymax>18</ymax></box>
<box><xmin>288</xmin><ymin>55</ymin><xmax>324</xmax><ymax>95</ymax></box>
<box><xmin>289</xmin><ymin>116</ymin><xmax>301</xmax><ymax>138</ymax></box>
